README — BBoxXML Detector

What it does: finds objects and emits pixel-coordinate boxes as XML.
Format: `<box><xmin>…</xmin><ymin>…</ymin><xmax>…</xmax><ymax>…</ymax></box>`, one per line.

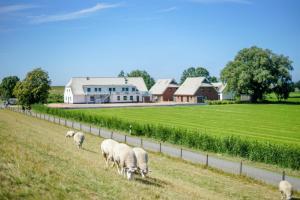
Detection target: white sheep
<box><xmin>100</xmin><ymin>139</ymin><xmax>119</xmax><ymax>168</ymax></box>
<box><xmin>65</xmin><ymin>130</ymin><xmax>75</xmax><ymax>138</ymax></box>
<box><xmin>132</xmin><ymin>147</ymin><xmax>149</xmax><ymax>178</ymax></box>
<box><xmin>113</xmin><ymin>143</ymin><xmax>137</xmax><ymax>180</ymax></box>
<box><xmin>279</xmin><ymin>180</ymin><xmax>293</xmax><ymax>200</ymax></box>
<box><xmin>73</xmin><ymin>132</ymin><xmax>85</xmax><ymax>149</ymax></box>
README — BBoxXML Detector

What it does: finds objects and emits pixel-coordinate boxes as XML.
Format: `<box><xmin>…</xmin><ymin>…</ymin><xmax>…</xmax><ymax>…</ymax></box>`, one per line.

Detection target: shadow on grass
<box><xmin>135</xmin><ymin>176</ymin><xmax>168</xmax><ymax>188</ymax></box>
<box><xmin>82</xmin><ymin>147</ymin><xmax>98</xmax><ymax>154</ymax></box>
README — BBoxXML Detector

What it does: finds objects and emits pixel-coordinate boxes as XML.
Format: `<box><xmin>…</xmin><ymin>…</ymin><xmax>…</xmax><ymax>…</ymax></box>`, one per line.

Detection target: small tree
<box><xmin>126</xmin><ymin>70</ymin><xmax>155</xmax><ymax>90</ymax></box>
<box><xmin>118</xmin><ymin>70</ymin><xmax>125</xmax><ymax>77</ymax></box>
<box><xmin>13</xmin><ymin>68</ymin><xmax>51</xmax><ymax>109</ymax></box>
<box><xmin>0</xmin><ymin>76</ymin><xmax>19</xmax><ymax>100</ymax></box>
<box><xmin>180</xmin><ymin>67</ymin><xmax>210</xmax><ymax>84</ymax></box>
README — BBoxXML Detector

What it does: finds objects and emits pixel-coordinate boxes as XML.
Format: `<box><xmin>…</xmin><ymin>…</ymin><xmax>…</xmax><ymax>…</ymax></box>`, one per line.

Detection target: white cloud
<box><xmin>190</xmin><ymin>0</ymin><xmax>252</xmax><ymax>4</ymax></box>
<box><xmin>158</xmin><ymin>6</ymin><xmax>178</xmax><ymax>13</ymax></box>
<box><xmin>0</xmin><ymin>4</ymin><xmax>38</xmax><ymax>14</ymax></box>
<box><xmin>30</xmin><ymin>3</ymin><xmax>120</xmax><ymax>24</ymax></box>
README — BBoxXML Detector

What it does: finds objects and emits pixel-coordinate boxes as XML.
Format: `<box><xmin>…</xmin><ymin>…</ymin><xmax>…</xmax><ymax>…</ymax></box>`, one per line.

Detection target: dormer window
<box><xmin>132</xmin><ymin>87</ymin><xmax>136</xmax><ymax>92</ymax></box>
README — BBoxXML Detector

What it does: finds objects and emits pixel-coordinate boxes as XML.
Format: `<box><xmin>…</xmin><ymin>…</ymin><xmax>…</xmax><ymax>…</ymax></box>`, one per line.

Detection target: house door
<box><xmin>197</xmin><ymin>96</ymin><xmax>204</xmax><ymax>103</ymax></box>
<box><xmin>137</xmin><ymin>96</ymin><xmax>140</xmax><ymax>102</ymax></box>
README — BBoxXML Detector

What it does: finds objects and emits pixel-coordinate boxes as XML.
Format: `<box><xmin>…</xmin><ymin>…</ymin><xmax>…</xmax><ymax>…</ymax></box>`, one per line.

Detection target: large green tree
<box><xmin>125</xmin><ymin>70</ymin><xmax>155</xmax><ymax>90</ymax></box>
<box><xmin>13</xmin><ymin>68</ymin><xmax>51</xmax><ymax>109</ymax></box>
<box><xmin>221</xmin><ymin>46</ymin><xmax>293</xmax><ymax>102</ymax></box>
<box><xmin>180</xmin><ymin>67</ymin><xmax>210</xmax><ymax>84</ymax></box>
<box><xmin>0</xmin><ymin>76</ymin><xmax>20</xmax><ymax>100</ymax></box>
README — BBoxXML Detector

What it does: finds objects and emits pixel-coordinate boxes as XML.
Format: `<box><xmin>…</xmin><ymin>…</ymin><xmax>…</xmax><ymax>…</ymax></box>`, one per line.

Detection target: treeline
<box><xmin>33</xmin><ymin>104</ymin><xmax>300</xmax><ymax>170</ymax></box>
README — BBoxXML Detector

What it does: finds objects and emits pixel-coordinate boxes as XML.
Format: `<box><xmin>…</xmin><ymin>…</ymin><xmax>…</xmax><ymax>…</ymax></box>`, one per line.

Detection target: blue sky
<box><xmin>0</xmin><ymin>0</ymin><xmax>299</xmax><ymax>85</ymax></box>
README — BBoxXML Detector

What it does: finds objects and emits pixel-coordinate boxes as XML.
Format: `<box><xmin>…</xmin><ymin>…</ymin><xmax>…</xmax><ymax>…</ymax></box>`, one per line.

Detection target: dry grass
<box><xmin>0</xmin><ymin>109</ymin><xmax>285</xmax><ymax>199</ymax></box>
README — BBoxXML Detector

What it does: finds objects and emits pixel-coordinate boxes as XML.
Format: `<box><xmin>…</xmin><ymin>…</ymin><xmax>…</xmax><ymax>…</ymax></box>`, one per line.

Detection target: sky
<box><xmin>0</xmin><ymin>0</ymin><xmax>299</xmax><ymax>85</ymax></box>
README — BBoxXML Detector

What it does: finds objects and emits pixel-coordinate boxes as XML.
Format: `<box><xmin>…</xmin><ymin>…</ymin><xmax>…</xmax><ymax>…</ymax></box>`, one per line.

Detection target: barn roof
<box><xmin>66</xmin><ymin>77</ymin><xmax>148</xmax><ymax>95</ymax></box>
<box><xmin>149</xmin><ymin>79</ymin><xmax>178</xmax><ymax>95</ymax></box>
<box><xmin>212</xmin><ymin>82</ymin><xmax>227</xmax><ymax>93</ymax></box>
<box><xmin>174</xmin><ymin>77</ymin><xmax>213</xmax><ymax>96</ymax></box>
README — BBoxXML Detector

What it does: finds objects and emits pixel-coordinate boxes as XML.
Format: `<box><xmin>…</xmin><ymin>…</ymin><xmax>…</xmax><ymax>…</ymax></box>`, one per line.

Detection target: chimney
<box><xmin>86</xmin><ymin>77</ymin><xmax>90</xmax><ymax>80</ymax></box>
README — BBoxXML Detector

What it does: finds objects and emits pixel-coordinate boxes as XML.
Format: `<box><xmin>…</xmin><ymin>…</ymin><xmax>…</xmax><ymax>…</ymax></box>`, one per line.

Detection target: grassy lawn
<box><xmin>0</xmin><ymin>109</ymin><xmax>285</xmax><ymax>199</ymax></box>
<box><xmin>50</xmin><ymin>86</ymin><xmax>64</xmax><ymax>95</ymax></box>
<box><xmin>266</xmin><ymin>91</ymin><xmax>300</xmax><ymax>103</ymax></box>
<box><xmin>71</xmin><ymin>104</ymin><xmax>300</xmax><ymax>145</ymax></box>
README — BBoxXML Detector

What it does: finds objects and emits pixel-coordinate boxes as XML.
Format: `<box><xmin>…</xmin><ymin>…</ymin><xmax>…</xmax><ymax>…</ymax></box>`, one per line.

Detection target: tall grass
<box><xmin>32</xmin><ymin>104</ymin><xmax>300</xmax><ymax>170</ymax></box>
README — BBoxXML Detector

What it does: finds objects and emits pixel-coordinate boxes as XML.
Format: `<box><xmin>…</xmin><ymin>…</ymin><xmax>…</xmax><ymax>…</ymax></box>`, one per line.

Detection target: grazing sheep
<box><xmin>100</xmin><ymin>139</ymin><xmax>119</xmax><ymax>168</ymax></box>
<box><xmin>113</xmin><ymin>143</ymin><xmax>137</xmax><ymax>180</ymax></box>
<box><xmin>133</xmin><ymin>147</ymin><xmax>149</xmax><ymax>178</ymax></box>
<box><xmin>65</xmin><ymin>130</ymin><xmax>75</xmax><ymax>138</ymax></box>
<box><xmin>73</xmin><ymin>132</ymin><xmax>85</xmax><ymax>149</ymax></box>
<box><xmin>279</xmin><ymin>180</ymin><xmax>293</xmax><ymax>200</ymax></box>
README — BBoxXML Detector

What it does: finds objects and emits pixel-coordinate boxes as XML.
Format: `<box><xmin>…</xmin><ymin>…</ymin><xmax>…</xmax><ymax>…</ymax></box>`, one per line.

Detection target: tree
<box><xmin>295</xmin><ymin>80</ymin><xmax>300</xmax><ymax>90</ymax></box>
<box><xmin>0</xmin><ymin>76</ymin><xmax>20</xmax><ymax>100</ymax></box>
<box><xmin>209</xmin><ymin>76</ymin><xmax>218</xmax><ymax>83</ymax></box>
<box><xmin>126</xmin><ymin>70</ymin><xmax>155</xmax><ymax>90</ymax></box>
<box><xmin>221</xmin><ymin>46</ymin><xmax>293</xmax><ymax>102</ymax></box>
<box><xmin>118</xmin><ymin>70</ymin><xmax>125</xmax><ymax>77</ymax></box>
<box><xmin>180</xmin><ymin>67</ymin><xmax>210</xmax><ymax>84</ymax></box>
<box><xmin>13</xmin><ymin>68</ymin><xmax>51</xmax><ymax>109</ymax></box>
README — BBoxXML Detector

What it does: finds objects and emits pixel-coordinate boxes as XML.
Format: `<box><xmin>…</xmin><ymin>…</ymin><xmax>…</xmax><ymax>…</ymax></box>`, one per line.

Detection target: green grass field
<box><xmin>50</xmin><ymin>86</ymin><xmax>64</xmax><ymax>95</ymax></box>
<box><xmin>72</xmin><ymin>104</ymin><xmax>300</xmax><ymax>145</ymax></box>
<box><xmin>266</xmin><ymin>91</ymin><xmax>300</xmax><ymax>103</ymax></box>
<box><xmin>0</xmin><ymin>110</ymin><xmax>285</xmax><ymax>199</ymax></box>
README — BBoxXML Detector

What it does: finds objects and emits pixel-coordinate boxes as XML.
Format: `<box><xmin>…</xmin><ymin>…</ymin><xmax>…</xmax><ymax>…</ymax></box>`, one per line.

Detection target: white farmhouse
<box><xmin>212</xmin><ymin>82</ymin><xmax>235</xmax><ymax>100</ymax></box>
<box><xmin>64</xmin><ymin>77</ymin><xmax>149</xmax><ymax>104</ymax></box>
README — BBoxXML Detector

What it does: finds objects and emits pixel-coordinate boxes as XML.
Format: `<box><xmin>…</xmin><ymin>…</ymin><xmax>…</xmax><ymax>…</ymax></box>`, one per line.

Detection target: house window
<box><xmin>95</xmin><ymin>88</ymin><xmax>97</xmax><ymax>92</ymax></box>
<box><xmin>117</xmin><ymin>96</ymin><xmax>120</xmax><ymax>101</ymax></box>
<box><xmin>123</xmin><ymin>96</ymin><xmax>127</xmax><ymax>100</ymax></box>
<box><xmin>98</xmin><ymin>88</ymin><xmax>101</xmax><ymax>92</ymax></box>
<box><xmin>130</xmin><ymin>96</ymin><xmax>133</xmax><ymax>101</ymax></box>
<box><xmin>113</xmin><ymin>88</ymin><xmax>116</xmax><ymax>92</ymax></box>
<box><xmin>132</xmin><ymin>87</ymin><xmax>136</xmax><ymax>92</ymax></box>
<box><xmin>125</xmin><ymin>88</ymin><xmax>129</xmax><ymax>91</ymax></box>
<box><xmin>109</xmin><ymin>88</ymin><xmax>112</xmax><ymax>92</ymax></box>
<box><xmin>122</xmin><ymin>88</ymin><xmax>125</xmax><ymax>91</ymax></box>
<box><xmin>87</xmin><ymin>88</ymin><xmax>91</xmax><ymax>92</ymax></box>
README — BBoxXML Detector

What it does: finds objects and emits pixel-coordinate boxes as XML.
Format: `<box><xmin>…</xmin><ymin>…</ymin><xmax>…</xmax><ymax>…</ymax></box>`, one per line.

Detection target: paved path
<box><xmin>7</xmin><ymin>107</ymin><xmax>300</xmax><ymax>191</ymax></box>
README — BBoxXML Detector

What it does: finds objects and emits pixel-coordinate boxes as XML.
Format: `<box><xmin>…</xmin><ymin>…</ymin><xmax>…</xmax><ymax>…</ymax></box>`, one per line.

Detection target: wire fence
<box><xmin>4</xmin><ymin>106</ymin><xmax>300</xmax><ymax>191</ymax></box>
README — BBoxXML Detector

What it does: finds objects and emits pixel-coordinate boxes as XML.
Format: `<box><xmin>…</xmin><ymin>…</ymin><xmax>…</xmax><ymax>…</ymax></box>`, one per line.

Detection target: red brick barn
<box><xmin>174</xmin><ymin>77</ymin><xmax>218</xmax><ymax>103</ymax></box>
<box><xmin>149</xmin><ymin>79</ymin><xmax>179</xmax><ymax>102</ymax></box>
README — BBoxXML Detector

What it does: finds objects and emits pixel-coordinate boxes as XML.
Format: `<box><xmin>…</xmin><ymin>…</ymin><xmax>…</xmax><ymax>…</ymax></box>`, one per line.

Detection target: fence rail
<box><xmin>5</xmin><ymin>106</ymin><xmax>300</xmax><ymax>191</ymax></box>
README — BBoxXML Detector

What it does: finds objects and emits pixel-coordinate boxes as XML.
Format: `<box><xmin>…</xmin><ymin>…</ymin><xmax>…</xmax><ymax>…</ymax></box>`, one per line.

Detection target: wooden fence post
<box><xmin>125</xmin><ymin>135</ymin><xmax>127</xmax><ymax>143</ymax></box>
<box><xmin>111</xmin><ymin>132</ymin><xmax>113</xmax><ymax>139</ymax></box>
<box><xmin>72</xmin><ymin>121</ymin><xmax>74</xmax><ymax>128</ymax></box>
<box><xmin>90</xmin><ymin>125</ymin><xmax>92</xmax><ymax>133</ymax></box>
<box><xmin>180</xmin><ymin>148</ymin><xmax>183</xmax><ymax>158</ymax></box>
<box><xmin>206</xmin><ymin>154</ymin><xmax>209</xmax><ymax>167</ymax></box>
<box><xmin>282</xmin><ymin>171</ymin><xmax>285</xmax><ymax>180</ymax></box>
<box><xmin>140</xmin><ymin>138</ymin><xmax>143</xmax><ymax>147</ymax></box>
<box><xmin>80</xmin><ymin>123</ymin><xmax>82</xmax><ymax>130</ymax></box>
<box><xmin>159</xmin><ymin>143</ymin><xmax>162</xmax><ymax>153</ymax></box>
<box><xmin>239</xmin><ymin>160</ymin><xmax>243</xmax><ymax>175</ymax></box>
<box><xmin>98</xmin><ymin>128</ymin><xmax>101</xmax><ymax>137</ymax></box>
